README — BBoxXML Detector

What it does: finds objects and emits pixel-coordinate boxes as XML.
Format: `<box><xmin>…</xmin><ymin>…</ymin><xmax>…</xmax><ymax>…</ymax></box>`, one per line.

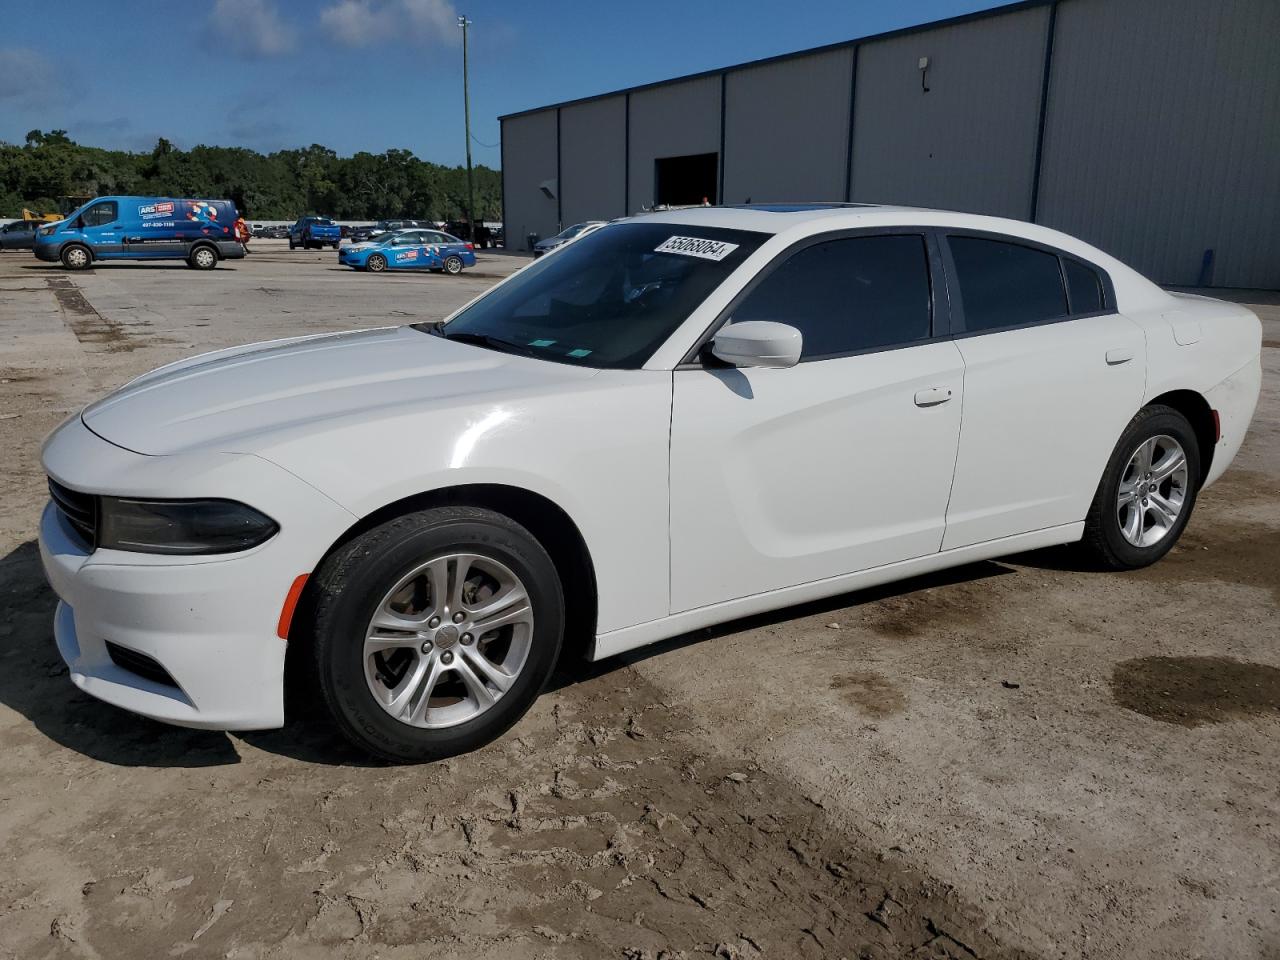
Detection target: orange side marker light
<box><xmin>277</xmin><ymin>574</ymin><xmax>310</xmax><ymax>640</ymax></box>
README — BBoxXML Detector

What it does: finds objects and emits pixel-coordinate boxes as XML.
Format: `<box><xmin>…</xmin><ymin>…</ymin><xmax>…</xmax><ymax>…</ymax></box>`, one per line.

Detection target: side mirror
<box><xmin>710</xmin><ymin>321</ymin><xmax>803</xmax><ymax>369</ymax></box>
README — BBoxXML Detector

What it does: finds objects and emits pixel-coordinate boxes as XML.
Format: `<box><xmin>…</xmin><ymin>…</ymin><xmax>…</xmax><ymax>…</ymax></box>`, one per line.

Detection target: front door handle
<box><xmin>1106</xmin><ymin>347</ymin><xmax>1134</xmax><ymax>365</ymax></box>
<box><xmin>914</xmin><ymin>387</ymin><xmax>953</xmax><ymax>407</ymax></box>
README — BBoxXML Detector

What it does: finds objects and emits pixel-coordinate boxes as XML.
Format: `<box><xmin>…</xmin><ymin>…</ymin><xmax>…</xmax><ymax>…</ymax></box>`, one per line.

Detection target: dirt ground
<box><xmin>1</xmin><ymin>242</ymin><xmax>1277</xmax><ymax>960</ymax></box>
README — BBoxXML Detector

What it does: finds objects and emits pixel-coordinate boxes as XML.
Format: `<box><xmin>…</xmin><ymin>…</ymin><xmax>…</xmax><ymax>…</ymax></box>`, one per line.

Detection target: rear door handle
<box><xmin>914</xmin><ymin>387</ymin><xmax>953</xmax><ymax>407</ymax></box>
<box><xmin>1106</xmin><ymin>347</ymin><xmax>1134</xmax><ymax>365</ymax></box>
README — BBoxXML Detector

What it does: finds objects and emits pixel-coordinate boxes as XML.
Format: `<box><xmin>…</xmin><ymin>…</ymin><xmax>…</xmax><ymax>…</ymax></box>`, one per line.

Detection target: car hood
<box><xmin>81</xmin><ymin>326</ymin><xmax>599</xmax><ymax>456</ymax></box>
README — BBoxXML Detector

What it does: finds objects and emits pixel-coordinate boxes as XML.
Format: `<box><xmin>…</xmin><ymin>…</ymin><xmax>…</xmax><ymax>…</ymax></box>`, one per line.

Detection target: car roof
<box><xmin>627</xmin><ymin>202</ymin><xmax>1171</xmax><ymax>312</ymax></box>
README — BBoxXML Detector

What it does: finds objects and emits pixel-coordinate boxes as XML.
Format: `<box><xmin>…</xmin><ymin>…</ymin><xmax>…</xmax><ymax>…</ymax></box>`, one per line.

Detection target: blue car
<box><xmin>338</xmin><ymin>228</ymin><xmax>476</xmax><ymax>275</ymax></box>
<box><xmin>33</xmin><ymin>196</ymin><xmax>244</xmax><ymax>270</ymax></box>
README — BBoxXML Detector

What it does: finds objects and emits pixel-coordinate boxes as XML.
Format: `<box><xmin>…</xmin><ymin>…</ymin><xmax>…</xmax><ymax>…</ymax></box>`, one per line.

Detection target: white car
<box><xmin>532</xmin><ymin>220</ymin><xmax>607</xmax><ymax>257</ymax></box>
<box><xmin>39</xmin><ymin>203</ymin><xmax>1261</xmax><ymax>761</ymax></box>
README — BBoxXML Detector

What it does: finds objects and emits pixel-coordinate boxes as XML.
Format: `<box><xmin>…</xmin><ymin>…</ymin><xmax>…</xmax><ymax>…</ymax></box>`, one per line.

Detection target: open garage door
<box><xmin>654</xmin><ymin>153</ymin><xmax>718</xmax><ymax>206</ymax></box>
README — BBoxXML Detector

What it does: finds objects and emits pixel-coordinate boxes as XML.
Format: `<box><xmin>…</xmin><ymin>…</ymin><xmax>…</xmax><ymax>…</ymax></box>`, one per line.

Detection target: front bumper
<box><xmin>38</xmin><ymin>416</ymin><xmax>357</xmax><ymax>730</ymax></box>
<box><xmin>33</xmin><ymin>242</ymin><xmax>60</xmax><ymax>262</ymax></box>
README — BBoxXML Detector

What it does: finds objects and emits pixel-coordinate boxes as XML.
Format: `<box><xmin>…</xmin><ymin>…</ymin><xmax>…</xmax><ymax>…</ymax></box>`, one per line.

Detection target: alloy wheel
<box><xmin>1116</xmin><ymin>434</ymin><xmax>1189</xmax><ymax>547</ymax></box>
<box><xmin>362</xmin><ymin>553</ymin><xmax>534</xmax><ymax>729</ymax></box>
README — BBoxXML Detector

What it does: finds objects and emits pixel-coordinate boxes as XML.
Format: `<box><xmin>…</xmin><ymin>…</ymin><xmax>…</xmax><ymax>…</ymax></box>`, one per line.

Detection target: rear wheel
<box><xmin>1081</xmin><ymin>404</ymin><xmax>1200</xmax><ymax>570</ymax></box>
<box><xmin>188</xmin><ymin>245</ymin><xmax>218</xmax><ymax>270</ymax></box>
<box><xmin>443</xmin><ymin>255</ymin><xmax>464</xmax><ymax>275</ymax></box>
<box><xmin>61</xmin><ymin>244</ymin><xmax>91</xmax><ymax>270</ymax></box>
<box><xmin>311</xmin><ymin>506</ymin><xmax>564</xmax><ymax>762</ymax></box>
<box><xmin>367</xmin><ymin>253</ymin><xmax>387</xmax><ymax>273</ymax></box>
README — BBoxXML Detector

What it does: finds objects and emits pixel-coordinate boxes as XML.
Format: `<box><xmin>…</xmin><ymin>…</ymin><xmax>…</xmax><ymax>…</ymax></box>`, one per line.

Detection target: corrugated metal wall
<box><xmin>560</xmin><ymin>95</ymin><xmax>627</xmax><ymax>225</ymax></box>
<box><xmin>500</xmin><ymin>110</ymin><xmax>559</xmax><ymax>251</ymax></box>
<box><xmin>502</xmin><ymin>0</ymin><xmax>1280</xmax><ymax>286</ymax></box>
<box><xmin>722</xmin><ymin>49</ymin><xmax>854</xmax><ymax>204</ymax></box>
<box><xmin>1037</xmin><ymin>0</ymin><xmax>1280</xmax><ymax>288</ymax></box>
<box><xmin>850</xmin><ymin>5</ymin><xmax>1050</xmax><ymax>218</ymax></box>
<box><xmin>627</xmin><ymin>76</ymin><xmax>722</xmax><ymax>212</ymax></box>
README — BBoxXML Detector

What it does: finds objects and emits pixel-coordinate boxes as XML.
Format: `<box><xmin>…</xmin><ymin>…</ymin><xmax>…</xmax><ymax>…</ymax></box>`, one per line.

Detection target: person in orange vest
<box><xmin>234</xmin><ymin>211</ymin><xmax>251</xmax><ymax>252</ymax></box>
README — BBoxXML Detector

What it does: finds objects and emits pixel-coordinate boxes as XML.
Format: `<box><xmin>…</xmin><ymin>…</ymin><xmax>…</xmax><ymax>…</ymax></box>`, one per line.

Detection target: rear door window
<box><xmin>728</xmin><ymin>234</ymin><xmax>933</xmax><ymax>361</ymax></box>
<box><xmin>947</xmin><ymin>236</ymin><xmax>1068</xmax><ymax>332</ymax></box>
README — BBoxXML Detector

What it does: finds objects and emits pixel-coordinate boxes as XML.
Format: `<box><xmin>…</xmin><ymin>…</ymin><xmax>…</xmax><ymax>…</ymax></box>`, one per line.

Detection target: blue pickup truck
<box><xmin>289</xmin><ymin>216</ymin><xmax>342</xmax><ymax>250</ymax></box>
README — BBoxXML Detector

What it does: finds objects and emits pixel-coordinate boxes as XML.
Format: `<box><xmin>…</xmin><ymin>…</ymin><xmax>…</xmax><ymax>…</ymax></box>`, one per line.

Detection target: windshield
<box><xmin>433</xmin><ymin>221</ymin><xmax>767</xmax><ymax>369</ymax></box>
<box><xmin>558</xmin><ymin>223</ymin><xmax>592</xmax><ymax>240</ymax></box>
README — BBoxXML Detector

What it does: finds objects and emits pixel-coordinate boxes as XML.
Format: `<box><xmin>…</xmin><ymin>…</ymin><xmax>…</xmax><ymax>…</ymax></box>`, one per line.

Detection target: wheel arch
<box><xmin>286</xmin><ymin>482</ymin><xmax>599</xmax><ymax>688</ymax></box>
<box><xmin>1147</xmin><ymin>389</ymin><xmax>1215</xmax><ymax>484</ymax></box>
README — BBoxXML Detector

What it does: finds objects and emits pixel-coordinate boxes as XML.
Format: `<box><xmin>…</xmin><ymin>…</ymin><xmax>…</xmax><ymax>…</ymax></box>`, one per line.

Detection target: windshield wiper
<box><xmin>432</xmin><ymin>329</ymin><xmax>541</xmax><ymax>359</ymax></box>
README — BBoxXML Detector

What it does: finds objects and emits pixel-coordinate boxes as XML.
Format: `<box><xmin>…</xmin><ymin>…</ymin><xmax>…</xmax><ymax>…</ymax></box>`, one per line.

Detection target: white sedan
<box><xmin>39</xmin><ymin>204</ymin><xmax>1262</xmax><ymax>761</ymax></box>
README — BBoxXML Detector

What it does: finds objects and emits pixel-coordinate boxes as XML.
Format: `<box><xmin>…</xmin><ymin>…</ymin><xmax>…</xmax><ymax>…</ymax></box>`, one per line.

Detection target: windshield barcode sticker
<box><xmin>655</xmin><ymin>236</ymin><xmax>739</xmax><ymax>261</ymax></box>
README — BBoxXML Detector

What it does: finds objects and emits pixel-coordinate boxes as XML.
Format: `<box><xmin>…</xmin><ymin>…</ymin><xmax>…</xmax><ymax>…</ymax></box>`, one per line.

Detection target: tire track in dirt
<box><xmin>45</xmin><ymin>275</ymin><xmax>139</xmax><ymax>352</ymax></box>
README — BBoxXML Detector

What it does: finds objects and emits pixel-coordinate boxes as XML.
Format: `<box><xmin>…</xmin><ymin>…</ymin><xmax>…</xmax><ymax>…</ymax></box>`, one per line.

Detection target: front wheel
<box><xmin>1080</xmin><ymin>404</ymin><xmax>1201</xmax><ymax>570</ymax></box>
<box><xmin>366</xmin><ymin>253</ymin><xmax>387</xmax><ymax>273</ymax></box>
<box><xmin>310</xmin><ymin>506</ymin><xmax>565</xmax><ymax>762</ymax></box>
<box><xmin>443</xmin><ymin>255</ymin><xmax>464</xmax><ymax>275</ymax></box>
<box><xmin>61</xmin><ymin>244</ymin><xmax>92</xmax><ymax>270</ymax></box>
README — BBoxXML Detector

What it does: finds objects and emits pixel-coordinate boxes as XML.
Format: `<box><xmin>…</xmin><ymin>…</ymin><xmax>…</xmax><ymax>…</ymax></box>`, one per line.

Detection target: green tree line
<box><xmin>0</xmin><ymin>130</ymin><xmax>502</xmax><ymax>222</ymax></box>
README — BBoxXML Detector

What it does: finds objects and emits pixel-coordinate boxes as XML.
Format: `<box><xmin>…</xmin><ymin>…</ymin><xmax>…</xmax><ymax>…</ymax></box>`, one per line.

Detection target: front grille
<box><xmin>105</xmin><ymin>641</ymin><xmax>179</xmax><ymax>688</ymax></box>
<box><xmin>48</xmin><ymin>478</ymin><xmax>97</xmax><ymax>548</ymax></box>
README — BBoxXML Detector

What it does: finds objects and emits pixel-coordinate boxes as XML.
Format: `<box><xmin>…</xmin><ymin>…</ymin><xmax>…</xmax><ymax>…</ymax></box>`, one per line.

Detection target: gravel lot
<box><xmin>1</xmin><ymin>241</ymin><xmax>1277</xmax><ymax>960</ymax></box>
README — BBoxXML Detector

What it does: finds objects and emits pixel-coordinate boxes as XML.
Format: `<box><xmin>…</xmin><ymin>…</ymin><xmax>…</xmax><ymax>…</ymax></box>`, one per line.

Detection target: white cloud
<box><xmin>210</xmin><ymin>0</ymin><xmax>297</xmax><ymax>58</ymax></box>
<box><xmin>320</xmin><ymin>0</ymin><xmax>458</xmax><ymax>48</ymax></box>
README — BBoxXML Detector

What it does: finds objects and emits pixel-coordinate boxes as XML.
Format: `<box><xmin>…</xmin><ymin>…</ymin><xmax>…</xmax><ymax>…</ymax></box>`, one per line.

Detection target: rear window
<box><xmin>948</xmin><ymin>236</ymin><xmax>1068</xmax><ymax>332</ymax></box>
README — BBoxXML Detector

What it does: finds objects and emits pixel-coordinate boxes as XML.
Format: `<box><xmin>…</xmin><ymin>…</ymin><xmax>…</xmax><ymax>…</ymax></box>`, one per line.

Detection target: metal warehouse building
<box><xmin>500</xmin><ymin>0</ymin><xmax>1280</xmax><ymax>288</ymax></box>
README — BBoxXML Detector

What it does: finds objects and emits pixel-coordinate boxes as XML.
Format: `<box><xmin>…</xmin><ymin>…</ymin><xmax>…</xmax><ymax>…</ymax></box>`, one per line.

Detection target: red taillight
<box><xmin>465</xmin><ymin>242</ymin><xmax>474</xmax><ymax>251</ymax></box>
<box><xmin>1211</xmin><ymin>409</ymin><xmax>1221</xmax><ymax>443</ymax></box>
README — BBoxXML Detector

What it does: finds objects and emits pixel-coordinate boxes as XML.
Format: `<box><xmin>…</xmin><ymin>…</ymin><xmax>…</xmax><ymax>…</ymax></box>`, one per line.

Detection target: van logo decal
<box><xmin>187</xmin><ymin>201</ymin><xmax>220</xmax><ymax>225</ymax></box>
<box><xmin>655</xmin><ymin>235</ymin><xmax>739</xmax><ymax>261</ymax></box>
<box><xmin>139</xmin><ymin>201</ymin><xmax>175</xmax><ymax>219</ymax></box>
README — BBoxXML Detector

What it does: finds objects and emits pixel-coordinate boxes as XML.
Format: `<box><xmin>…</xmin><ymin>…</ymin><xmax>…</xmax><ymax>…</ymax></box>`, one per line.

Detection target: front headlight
<box><xmin>98</xmin><ymin>498</ymin><xmax>279</xmax><ymax>555</ymax></box>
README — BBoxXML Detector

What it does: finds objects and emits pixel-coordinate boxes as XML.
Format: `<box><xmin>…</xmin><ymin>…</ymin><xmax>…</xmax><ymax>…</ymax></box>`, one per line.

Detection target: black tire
<box><xmin>443</xmin><ymin>255</ymin><xmax>464</xmax><ymax>275</ymax></box>
<box><xmin>288</xmin><ymin>236</ymin><xmax>296</xmax><ymax>250</ymax></box>
<box><xmin>188</xmin><ymin>244</ymin><xmax>218</xmax><ymax>270</ymax></box>
<box><xmin>310</xmin><ymin>506</ymin><xmax>565</xmax><ymax>762</ymax></box>
<box><xmin>60</xmin><ymin>244</ymin><xmax>92</xmax><ymax>270</ymax></box>
<box><xmin>366</xmin><ymin>253</ymin><xmax>387</xmax><ymax>273</ymax></box>
<box><xmin>1080</xmin><ymin>404</ymin><xmax>1201</xmax><ymax>570</ymax></box>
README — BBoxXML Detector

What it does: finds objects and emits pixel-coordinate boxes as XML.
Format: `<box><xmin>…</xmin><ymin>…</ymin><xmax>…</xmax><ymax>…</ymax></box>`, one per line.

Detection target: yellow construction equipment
<box><xmin>22</xmin><ymin>207</ymin><xmax>61</xmax><ymax>223</ymax></box>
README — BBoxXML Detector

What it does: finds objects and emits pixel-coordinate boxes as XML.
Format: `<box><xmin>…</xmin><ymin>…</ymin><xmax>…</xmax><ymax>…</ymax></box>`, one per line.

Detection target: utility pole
<box><xmin>458</xmin><ymin>14</ymin><xmax>475</xmax><ymax>244</ymax></box>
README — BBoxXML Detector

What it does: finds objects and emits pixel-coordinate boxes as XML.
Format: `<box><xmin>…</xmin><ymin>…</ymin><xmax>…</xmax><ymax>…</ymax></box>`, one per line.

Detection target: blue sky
<box><xmin>1</xmin><ymin>0</ymin><xmax>1010</xmax><ymax>168</ymax></box>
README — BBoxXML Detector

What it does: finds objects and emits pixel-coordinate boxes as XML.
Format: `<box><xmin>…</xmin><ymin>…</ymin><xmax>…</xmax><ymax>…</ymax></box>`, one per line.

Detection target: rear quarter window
<box><xmin>1064</xmin><ymin>258</ymin><xmax>1106</xmax><ymax>314</ymax></box>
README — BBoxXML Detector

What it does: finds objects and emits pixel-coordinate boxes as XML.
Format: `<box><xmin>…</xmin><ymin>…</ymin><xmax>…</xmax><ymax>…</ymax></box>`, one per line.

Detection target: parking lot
<box><xmin>1</xmin><ymin>241</ymin><xmax>1277</xmax><ymax>959</ymax></box>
